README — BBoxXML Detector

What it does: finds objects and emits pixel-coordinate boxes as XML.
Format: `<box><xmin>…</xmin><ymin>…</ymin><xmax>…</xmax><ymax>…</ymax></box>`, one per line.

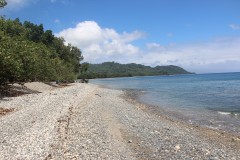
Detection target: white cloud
<box><xmin>57</xmin><ymin>21</ymin><xmax>240</xmax><ymax>73</ymax></box>
<box><xmin>50</xmin><ymin>0</ymin><xmax>56</xmax><ymax>3</ymax></box>
<box><xmin>229</xmin><ymin>24</ymin><xmax>240</xmax><ymax>30</ymax></box>
<box><xmin>56</xmin><ymin>21</ymin><xmax>143</xmax><ymax>63</ymax></box>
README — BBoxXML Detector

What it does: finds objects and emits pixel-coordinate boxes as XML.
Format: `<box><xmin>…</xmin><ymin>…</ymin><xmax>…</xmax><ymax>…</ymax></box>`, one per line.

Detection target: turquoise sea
<box><xmin>90</xmin><ymin>73</ymin><xmax>240</xmax><ymax>134</ymax></box>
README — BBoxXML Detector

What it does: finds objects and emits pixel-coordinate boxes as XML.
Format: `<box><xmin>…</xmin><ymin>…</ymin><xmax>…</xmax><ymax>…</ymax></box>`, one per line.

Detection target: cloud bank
<box><xmin>56</xmin><ymin>21</ymin><xmax>240</xmax><ymax>73</ymax></box>
<box><xmin>141</xmin><ymin>38</ymin><xmax>240</xmax><ymax>73</ymax></box>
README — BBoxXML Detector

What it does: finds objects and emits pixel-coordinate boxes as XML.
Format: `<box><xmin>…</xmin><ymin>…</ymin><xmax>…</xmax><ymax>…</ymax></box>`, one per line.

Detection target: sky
<box><xmin>1</xmin><ymin>0</ymin><xmax>240</xmax><ymax>73</ymax></box>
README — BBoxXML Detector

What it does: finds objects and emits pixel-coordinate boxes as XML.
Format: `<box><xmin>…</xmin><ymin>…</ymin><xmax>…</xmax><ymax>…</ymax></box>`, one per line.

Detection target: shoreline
<box><xmin>95</xmin><ymin>84</ymin><xmax>240</xmax><ymax>158</ymax></box>
<box><xmin>122</xmin><ymin>89</ymin><xmax>240</xmax><ymax>146</ymax></box>
<box><xmin>0</xmin><ymin>82</ymin><xmax>240</xmax><ymax>159</ymax></box>
<box><xmin>121</xmin><ymin>86</ymin><xmax>240</xmax><ymax>136</ymax></box>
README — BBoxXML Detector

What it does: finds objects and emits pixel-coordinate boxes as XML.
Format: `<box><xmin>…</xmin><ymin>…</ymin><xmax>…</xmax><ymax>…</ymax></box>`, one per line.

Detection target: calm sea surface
<box><xmin>90</xmin><ymin>73</ymin><xmax>240</xmax><ymax>133</ymax></box>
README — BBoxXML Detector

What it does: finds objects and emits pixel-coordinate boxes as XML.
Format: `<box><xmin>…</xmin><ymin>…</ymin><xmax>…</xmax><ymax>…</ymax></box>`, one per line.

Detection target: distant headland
<box><xmin>79</xmin><ymin>62</ymin><xmax>193</xmax><ymax>79</ymax></box>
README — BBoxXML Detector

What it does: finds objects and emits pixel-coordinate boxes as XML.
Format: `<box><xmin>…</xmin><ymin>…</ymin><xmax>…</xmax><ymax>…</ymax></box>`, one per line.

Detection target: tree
<box><xmin>42</xmin><ymin>30</ymin><xmax>54</xmax><ymax>45</ymax></box>
<box><xmin>78</xmin><ymin>63</ymin><xmax>89</xmax><ymax>83</ymax></box>
<box><xmin>23</xmin><ymin>21</ymin><xmax>44</xmax><ymax>42</ymax></box>
<box><xmin>0</xmin><ymin>17</ymin><xmax>85</xmax><ymax>86</ymax></box>
<box><xmin>0</xmin><ymin>0</ymin><xmax>7</xmax><ymax>8</ymax></box>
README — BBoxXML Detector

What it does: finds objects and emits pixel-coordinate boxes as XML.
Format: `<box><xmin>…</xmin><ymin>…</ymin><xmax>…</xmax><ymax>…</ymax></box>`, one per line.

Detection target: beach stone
<box><xmin>128</xmin><ymin>140</ymin><xmax>133</xmax><ymax>143</ymax></box>
<box><xmin>0</xmin><ymin>83</ymin><xmax>239</xmax><ymax>159</ymax></box>
<box><xmin>175</xmin><ymin>145</ymin><xmax>180</xmax><ymax>151</ymax></box>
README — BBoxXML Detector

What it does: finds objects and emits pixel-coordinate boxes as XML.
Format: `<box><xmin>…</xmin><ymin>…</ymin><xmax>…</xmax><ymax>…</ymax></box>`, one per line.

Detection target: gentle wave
<box><xmin>218</xmin><ymin>111</ymin><xmax>240</xmax><ymax>116</ymax></box>
<box><xmin>217</xmin><ymin>111</ymin><xmax>231</xmax><ymax>115</ymax></box>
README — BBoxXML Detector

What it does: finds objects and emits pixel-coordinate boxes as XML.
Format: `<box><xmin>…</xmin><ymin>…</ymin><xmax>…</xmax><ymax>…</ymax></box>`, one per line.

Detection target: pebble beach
<box><xmin>0</xmin><ymin>82</ymin><xmax>240</xmax><ymax>159</ymax></box>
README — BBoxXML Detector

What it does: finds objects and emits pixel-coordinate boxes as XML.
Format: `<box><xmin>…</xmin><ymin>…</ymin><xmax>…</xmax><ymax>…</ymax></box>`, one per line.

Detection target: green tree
<box><xmin>0</xmin><ymin>17</ymin><xmax>85</xmax><ymax>86</ymax></box>
<box><xmin>23</xmin><ymin>21</ymin><xmax>44</xmax><ymax>42</ymax></box>
<box><xmin>41</xmin><ymin>30</ymin><xmax>54</xmax><ymax>45</ymax></box>
<box><xmin>0</xmin><ymin>0</ymin><xmax>7</xmax><ymax>8</ymax></box>
<box><xmin>78</xmin><ymin>63</ymin><xmax>89</xmax><ymax>83</ymax></box>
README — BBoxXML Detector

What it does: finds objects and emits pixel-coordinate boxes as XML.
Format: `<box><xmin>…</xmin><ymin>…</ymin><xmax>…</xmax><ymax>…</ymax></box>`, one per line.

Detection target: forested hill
<box><xmin>79</xmin><ymin>62</ymin><xmax>192</xmax><ymax>79</ymax></box>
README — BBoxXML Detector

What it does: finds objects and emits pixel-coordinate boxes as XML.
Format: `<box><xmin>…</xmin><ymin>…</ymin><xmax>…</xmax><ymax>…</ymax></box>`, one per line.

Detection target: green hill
<box><xmin>79</xmin><ymin>62</ymin><xmax>192</xmax><ymax>79</ymax></box>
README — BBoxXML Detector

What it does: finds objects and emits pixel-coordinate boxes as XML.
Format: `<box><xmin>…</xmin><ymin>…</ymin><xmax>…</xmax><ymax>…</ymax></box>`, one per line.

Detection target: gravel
<box><xmin>0</xmin><ymin>83</ymin><xmax>239</xmax><ymax>159</ymax></box>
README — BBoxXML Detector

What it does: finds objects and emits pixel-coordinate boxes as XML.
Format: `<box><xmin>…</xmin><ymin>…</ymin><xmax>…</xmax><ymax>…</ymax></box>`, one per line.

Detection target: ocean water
<box><xmin>90</xmin><ymin>73</ymin><xmax>240</xmax><ymax>133</ymax></box>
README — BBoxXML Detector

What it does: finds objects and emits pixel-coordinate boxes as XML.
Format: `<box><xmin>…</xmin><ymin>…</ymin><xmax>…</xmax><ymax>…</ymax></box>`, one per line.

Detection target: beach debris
<box><xmin>44</xmin><ymin>153</ymin><xmax>52</xmax><ymax>160</ymax></box>
<box><xmin>0</xmin><ymin>108</ymin><xmax>14</xmax><ymax>116</ymax></box>
<box><xmin>231</xmin><ymin>137</ymin><xmax>240</xmax><ymax>142</ymax></box>
<box><xmin>95</xmin><ymin>94</ymin><xmax>101</xmax><ymax>97</ymax></box>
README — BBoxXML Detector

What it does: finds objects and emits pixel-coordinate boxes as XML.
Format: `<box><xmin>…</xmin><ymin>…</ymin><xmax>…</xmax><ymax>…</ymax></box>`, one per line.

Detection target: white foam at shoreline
<box><xmin>217</xmin><ymin>111</ymin><xmax>240</xmax><ymax>116</ymax></box>
<box><xmin>218</xmin><ymin>111</ymin><xmax>231</xmax><ymax>115</ymax></box>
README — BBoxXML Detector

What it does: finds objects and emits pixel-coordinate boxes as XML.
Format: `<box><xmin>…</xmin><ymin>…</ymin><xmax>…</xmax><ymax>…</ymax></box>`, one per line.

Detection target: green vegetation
<box><xmin>78</xmin><ymin>62</ymin><xmax>192</xmax><ymax>79</ymax></box>
<box><xmin>0</xmin><ymin>17</ymin><xmax>83</xmax><ymax>86</ymax></box>
<box><xmin>0</xmin><ymin>0</ymin><xmax>7</xmax><ymax>8</ymax></box>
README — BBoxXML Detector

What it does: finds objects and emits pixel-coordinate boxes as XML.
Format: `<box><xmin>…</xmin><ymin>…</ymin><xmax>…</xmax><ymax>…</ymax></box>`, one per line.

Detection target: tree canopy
<box><xmin>0</xmin><ymin>0</ymin><xmax>7</xmax><ymax>8</ymax></box>
<box><xmin>0</xmin><ymin>17</ymin><xmax>83</xmax><ymax>86</ymax></box>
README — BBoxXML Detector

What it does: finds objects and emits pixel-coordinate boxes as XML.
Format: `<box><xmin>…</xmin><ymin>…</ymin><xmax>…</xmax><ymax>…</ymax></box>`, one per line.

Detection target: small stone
<box><xmin>154</xmin><ymin>130</ymin><xmax>159</xmax><ymax>134</ymax></box>
<box><xmin>128</xmin><ymin>140</ymin><xmax>133</xmax><ymax>143</ymax></box>
<box><xmin>205</xmin><ymin>149</ymin><xmax>210</xmax><ymax>155</ymax></box>
<box><xmin>175</xmin><ymin>145</ymin><xmax>180</xmax><ymax>151</ymax></box>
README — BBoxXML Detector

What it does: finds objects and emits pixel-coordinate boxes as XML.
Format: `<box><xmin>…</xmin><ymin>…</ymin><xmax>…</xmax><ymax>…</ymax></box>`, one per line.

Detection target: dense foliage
<box><xmin>0</xmin><ymin>0</ymin><xmax>7</xmax><ymax>8</ymax></box>
<box><xmin>0</xmin><ymin>17</ymin><xmax>83</xmax><ymax>86</ymax></box>
<box><xmin>78</xmin><ymin>62</ymin><xmax>192</xmax><ymax>79</ymax></box>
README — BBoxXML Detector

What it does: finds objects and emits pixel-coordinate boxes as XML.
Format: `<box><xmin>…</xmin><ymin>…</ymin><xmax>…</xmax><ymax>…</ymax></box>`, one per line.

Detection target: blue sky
<box><xmin>1</xmin><ymin>0</ymin><xmax>240</xmax><ymax>73</ymax></box>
